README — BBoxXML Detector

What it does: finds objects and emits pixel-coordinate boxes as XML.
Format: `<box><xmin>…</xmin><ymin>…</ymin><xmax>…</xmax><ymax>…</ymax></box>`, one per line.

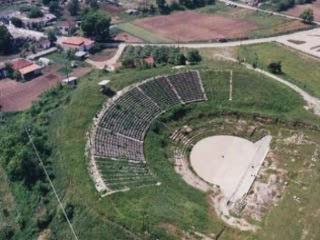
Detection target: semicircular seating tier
<box><xmin>91</xmin><ymin>71</ymin><xmax>208</xmax><ymax>195</ymax></box>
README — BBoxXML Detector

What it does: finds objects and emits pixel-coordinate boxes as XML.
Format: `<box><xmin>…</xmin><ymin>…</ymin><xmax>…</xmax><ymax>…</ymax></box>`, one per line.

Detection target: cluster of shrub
<box><xmin>271</xmin><ymin>0</ymin><xmax>316</xmax><ymax>12</ymax></box>
<box><xmin>0</xmin><ymin>87</ymin><xmax>76</xmax><ymax>239</ymax></box>
<box><xmin>121</xmin><ymin>46</ymin><xmax>202</xmax><ymax>69</ymax></box>
<box><xmin>139</xmin><ymin>0</ymin><xmax>215</xmax><ymax>15</ymax></box>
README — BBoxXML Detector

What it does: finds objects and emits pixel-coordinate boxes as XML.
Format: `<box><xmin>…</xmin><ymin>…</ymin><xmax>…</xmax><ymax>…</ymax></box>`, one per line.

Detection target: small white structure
<box><xmin>75</xmin><ymin>51</ymin><xmax>87</xmax><ymax>60</ymax></box>
<box><xmin>38</xmin><ymin>57</ymin><xmax>52</xmax><ymax>66</ymax></box>
<box><xmin>98</xmin><ymin>79</ymin><xmax>111</xmax><ymax>93</ymax></box>
<box><xmin>126</xmin><ymin>9</ymin><xmax>138</xmax><ymax>15</ymax></box>
<box><xmin>62</xmin><ymin>76</ymin><xmax>78</xmax><ymax>85</ymax></box>
<box><xmin>98</xmin><ymin>80</ymin><xmax>111</xmax><ymax>86</ymax></box>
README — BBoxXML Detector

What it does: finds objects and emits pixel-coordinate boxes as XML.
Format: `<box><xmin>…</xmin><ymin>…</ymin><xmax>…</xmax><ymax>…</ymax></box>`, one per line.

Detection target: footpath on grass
<box><xmin>216</xmin><ymin>54</ymin><xmax>320</xmax><ymax>117</ymax></box>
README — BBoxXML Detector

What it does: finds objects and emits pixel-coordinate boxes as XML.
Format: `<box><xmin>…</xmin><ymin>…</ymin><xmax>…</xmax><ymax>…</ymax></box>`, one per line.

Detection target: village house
<box><xmin>144</xmin><ymin>56</ymin><xmax>155</xmax><ymax>66</ymax></box>
<box><xmin>39</xmin><ymin>38</ymin><xmax>51</xmax><ymax>49</ymax></box>
<box><xmin>9</xmin><ymin>11</ymin><xmax>56</xmax><ymax>30</ymax></box>
<box><xmin>59</xmin><ymin>21</ymin><xmax>77</xmax><ymax>35</ymax></box>
<box><xmin>62</xmin><ymin>37</ymin><xmax>95</xmax><ymax>52</ymax></box>
<box><xmin>12</xmin><ymin>58</ymin><xmax>42</xmax><ymax>80</ymax></box>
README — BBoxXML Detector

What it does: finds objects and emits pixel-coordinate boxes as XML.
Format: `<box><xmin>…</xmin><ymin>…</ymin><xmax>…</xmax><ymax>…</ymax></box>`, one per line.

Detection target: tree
<box><xmin>268</xmin><ymin>61</ymin><xmax>282</xmax><ymax>74</ymax></box>
<box><xmin>13</xmin><ymin>70</ymin><xmax>22</xmax><ymax>81</ymax></box>
<box><xmin>47</xmin><ymin>29</ymin><xmax>57</xmax><ymax>43</ymax></box>
<box><xmin>175</xmin><ymin>53</ymin><xmax>186</xmax><ymax>65</ymax></box>
<box><xmin>187</xmin><ymin>50</ymin><xmax>202</xmax><ymax>64</ymax></box>
<box><xmin>300</xmin><ymin>8</ymin><xmax>314</xmax><ymax>23</ymax></box>
<box><xmin>89</xmin><ymin>0</ymin><xmax>99</xmax><ymax>9</ymax></box>
<box><xmin>0</xmin><ymin>26</ymin><xmax>13</xmax><ymax>55</ymax></box>
<box><xmin>81</xmin><ymin>10</ymin><xmax>111</xmax><ymax>41</ymax></box>
<box><xmin>49</xmin><ymin>1</ymin><xmax>61</xmax><ymax>16</ymax></box>
<box><xmin>11</xmin><ymin>17</ymin><xmax>23</xmax><ymax>28</ymax></box>
<box><xmin>156</xmin><ymin>0</ymin><xmax>166</xmax><ymax>9</ymax></box>
<box><xmin>5</xmin><ymin>62</ymin><xmax>14</xmax><ymax>78</ymax></box>
<box><xmin>122</xmin><ymin>56</ymin><xmax>135</xmax><ymax>68</ymax></box>
<box><xmin>156</xmin><ymin>0</ymin><xmax>170</xmax><ymax>13</ymax></box>
<box><xmin>28</xmin><ymin>7</ymin><xmax>44</xmax><ymax>18</ymax></box>
<box><xmin>68</xmin><ymin>0</ymin><xmax>80</xmax><ymax>16</ymax></box>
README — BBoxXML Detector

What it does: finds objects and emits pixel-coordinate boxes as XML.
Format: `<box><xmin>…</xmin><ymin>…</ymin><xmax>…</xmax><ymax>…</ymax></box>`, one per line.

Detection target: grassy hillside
<box><xmin>238</xmin><ymin>42</ymin><xmax>320</xmax><ymax>98</ymax></box>
<box><xmin>0</xmin><ymin>58</ymin><xmax>319</xmax><ymax>239</ymax></box>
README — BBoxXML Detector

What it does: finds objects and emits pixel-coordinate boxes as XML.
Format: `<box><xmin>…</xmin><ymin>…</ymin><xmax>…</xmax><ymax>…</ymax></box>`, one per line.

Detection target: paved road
<box><xmin>129</xmin><ymin>27</ymin><xmax>320</xmax><ymax>58</ymax></box>
<box><xmin>87</xmin><ymin>27</ymin><xmax>320</xmax><ymax>71</ymax></box>
<box><xmin>86</xmin><ymin>27</ymin><xmax>320</xmax><ymax>69</ymax></box>
<box><xmin>86</xmin><ymin>43</ymin><xmax>126</xmax><ymax>69</ymax></box>
<box><xmin>218</xmin><ymin>0</ymin><xmax>320</xmax><ymax>25</ymax></box>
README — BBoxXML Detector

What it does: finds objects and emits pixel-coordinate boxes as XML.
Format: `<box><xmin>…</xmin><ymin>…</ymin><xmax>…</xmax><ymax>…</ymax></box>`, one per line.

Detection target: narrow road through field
<box><xmin>253</xmin><ymin>67</ymin><xmax>320</xmax><ymax>116</ymax></box>
<box><xmin>217</xmin><ymin>0</ymin><xmax>320</xmax><ymax>25</ymax></box>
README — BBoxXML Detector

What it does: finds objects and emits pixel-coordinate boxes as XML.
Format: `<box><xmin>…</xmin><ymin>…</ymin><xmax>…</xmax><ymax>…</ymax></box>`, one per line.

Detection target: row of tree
<box><xmin>156</xmin><ymin>0</ymin><xmax>215</xmax><ymax>14</ymax></box>
<box><xmin>0</xmin><ymin>26</ymin><xmax>13</xmax><ymax>55</ymax></box>
<box><xmin>273</xmin><ymin>0</ymin><xmax>316</xmax><ymax>12</ymax></box>
<box><xmin>122</xmin><ymin>46</ymin><xmax>202</xmax><ymax>68</ymax></box>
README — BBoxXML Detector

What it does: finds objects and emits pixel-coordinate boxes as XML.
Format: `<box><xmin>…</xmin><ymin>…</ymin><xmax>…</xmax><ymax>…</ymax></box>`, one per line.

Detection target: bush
<box><xmin>300</xmin><ymin>8</ymin><xmax>314</xmax><ymax>23</ymax></box>
<box><xmin>121</xmin><ymin>46</ymin><xmax>186</xmax><ymax>68</ymax></box>
<box><xmin>268</xmin><ymin>61</ymin><xmax>282</xmax><ymax>74</ymax></box>
<box><xmin>11</xmin><ymin>17</ymin><xmax>23</xmax><ymax>28</ymax></box>
<box><xmin>88</xmin><ymin>42</ymin><xmax>104</xmax><ymax>54</ymax></box>
<box><xmin>62</xmin><ymin>203</ymin><xmax>75</xmax><ymax>221</ymax></box>
<box><xmin>0</xmin><ymin>225</ymin><xmax>14</xmax><ymax>240</ymax></box>
<box><xmin>28</xmin><ymin>7</ymin><xmax>44</xmax><ymax>18</ymax></box>
<box><xmin>187</xmin><ymin>50</ymin><xmax>202</xmax><ymax>64</ymax></box>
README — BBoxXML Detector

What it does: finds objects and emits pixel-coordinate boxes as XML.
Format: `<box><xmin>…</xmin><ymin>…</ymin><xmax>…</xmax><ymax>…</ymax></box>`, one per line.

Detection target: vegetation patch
<box><xmin>0</xmin><ymin>58</ymin><xmax>319</xmax><ymax>239</ymax></box>
<box><xmin>237</xmin><ymin>42</ymin><xmax>320</xmax><ymax>98</ymax></box>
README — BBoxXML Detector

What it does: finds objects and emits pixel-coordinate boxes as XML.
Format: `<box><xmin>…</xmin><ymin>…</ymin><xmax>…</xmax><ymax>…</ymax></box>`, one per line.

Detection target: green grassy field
<box><xmin>117</xmin><ymin>22</ymin><xmax>172</xmax><ymax>43</ymax></box>
<box><xmin>238</xmin><ymin>42</ymin><xmax>320</xmax><ymax>98</ymax></box>
<box><xmin>1</xmin><ymin>58</ymin><xmax>320</xmax><ymax>239</ymax></box>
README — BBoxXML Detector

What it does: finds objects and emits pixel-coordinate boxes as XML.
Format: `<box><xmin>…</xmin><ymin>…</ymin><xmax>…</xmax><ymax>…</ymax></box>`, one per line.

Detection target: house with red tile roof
<box><xmin>144</xmin><ymin>56</ymin><xmax>155</xmax><ymax>66</ymax></box>
<box><xmin>12</xmin><ymin>59</ymin><xmax>42</xmax><ymax>80</ymax></box>
<box><xmin>62</xmin><ymin>37</ymin><xmax>95</xmax><ymax>52</ymax></box>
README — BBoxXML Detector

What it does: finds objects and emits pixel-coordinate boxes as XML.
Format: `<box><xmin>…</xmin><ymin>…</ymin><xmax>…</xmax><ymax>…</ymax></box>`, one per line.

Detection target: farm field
<box><xmin>119</xmin><ymin>3</ymin><xmax>311</xmax><ymax>43</ymax></box>
<box><xmin>237</xmin><ymin>42</ymin><xmax>320</xmax><ymax>98</ymax></box>
<box><xmin>0</xmin><ymin>64</ymin><xmax>91</xmax><ymax>112</ymax></box>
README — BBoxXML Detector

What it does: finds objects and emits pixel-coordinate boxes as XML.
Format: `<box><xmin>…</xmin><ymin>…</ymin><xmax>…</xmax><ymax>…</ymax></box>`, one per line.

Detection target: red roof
<box><xmin>39</xmin><ymin>38</ymin><xmax>51</xmax><ymax>45</ymax></box>
<box><xmin>61</xmin><ymin>21</ymin><xmax>77</xmax><ymax>28</ymax></box>
<box><xmin>62</xmin><ymin>37</ymin><xmax>95</xmax><ymax>47</ymax></box>
<box><xmin>12</xmin><ymin>59</ymin><xmax>33</xmax><ymax>71</ymax></box>
<box><xmin>144</xmin><ymin>56</ymin><xmax>154</xmax><ymax>65</ymax></box>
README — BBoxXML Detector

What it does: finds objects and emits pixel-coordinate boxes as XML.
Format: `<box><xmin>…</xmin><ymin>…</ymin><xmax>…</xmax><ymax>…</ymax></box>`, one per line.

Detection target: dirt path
<box><xmin>253</xmin><ymin>67</ymin><xmax>320</xmax><ymax>116</ymax></box>
<box><xmin>86</xmin><ymin>43</ymin><xmax>126</xmax><ymax>69</ymax></box>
